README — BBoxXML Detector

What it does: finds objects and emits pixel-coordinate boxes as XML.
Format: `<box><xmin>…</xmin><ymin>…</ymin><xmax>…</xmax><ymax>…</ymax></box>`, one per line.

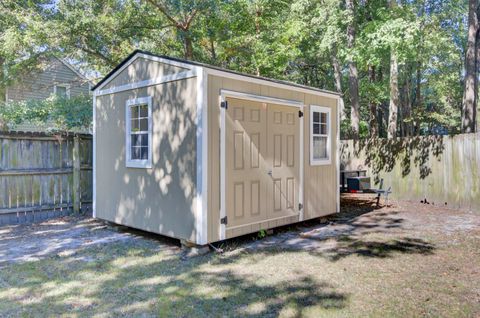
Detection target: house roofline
<box><xmin>55</xmin><ymin>57</ymin><xmax>90</xmax><ymax>82</ymax></box>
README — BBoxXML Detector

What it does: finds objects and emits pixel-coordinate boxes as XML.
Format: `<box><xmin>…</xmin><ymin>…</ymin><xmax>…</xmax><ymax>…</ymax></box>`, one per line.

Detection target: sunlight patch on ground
<box><xmin>0</xmin><ymin>198</ymin><xmax>478</xmax><ymax>317</ymax></box>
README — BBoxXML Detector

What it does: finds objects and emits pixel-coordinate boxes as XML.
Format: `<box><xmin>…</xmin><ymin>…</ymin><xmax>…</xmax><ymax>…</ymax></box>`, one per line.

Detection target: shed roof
<box><xmin>91</xmin><ymin>50</ymin><xmax>341</xmax><ymax>97</ymax></box>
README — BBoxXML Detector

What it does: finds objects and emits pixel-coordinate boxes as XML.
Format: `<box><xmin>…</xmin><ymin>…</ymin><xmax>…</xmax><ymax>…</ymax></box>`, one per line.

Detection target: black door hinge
<box><xmin>298</xmin><ymin>110</ymin><xmax>304</xmax><ymax>118</ymax></box>
<box><xmin>298</xmin><ymin>203</ymin><xmax>303</xmax><ymax>211</ymax></box>
<box><xmin>220</xmin><ymin>101</ymin><xmax>228</xmax><ymax>109</ymax></box>
<box><xmin>220</xmin><ymin>216</ymin><xmax>228</xmax><ymax>225</ymax></box>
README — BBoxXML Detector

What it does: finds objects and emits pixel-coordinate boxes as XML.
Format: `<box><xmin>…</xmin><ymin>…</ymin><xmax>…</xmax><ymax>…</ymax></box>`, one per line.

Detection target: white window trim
<box><xmin>125</xmin><ymin>96</ymin><xmax>153</xmax><ymax>169</ymax></box>
<box><xmin>310</xmin><ymin>105</ymin><xmax>331</xmax><ymax>166</ymax></box>
<box><xmin>54</xmin><ymin>84</ymin><xmax>71</xmax><ymax>99</ymax></box>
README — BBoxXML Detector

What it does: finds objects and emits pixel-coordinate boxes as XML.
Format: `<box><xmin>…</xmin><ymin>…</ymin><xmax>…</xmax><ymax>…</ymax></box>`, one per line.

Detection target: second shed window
<box><xmin>310</xmin><ymin>105</ymin><xmax>331</xmax><ymax>165</ymax></box>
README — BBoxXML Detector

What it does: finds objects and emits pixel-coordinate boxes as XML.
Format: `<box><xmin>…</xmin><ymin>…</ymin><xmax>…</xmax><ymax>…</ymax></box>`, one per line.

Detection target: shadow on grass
<box><xmin>216</xmin><ymin>195</ymin><xmax>435</xmax><ymax>263</ymax></box>
<box><xmin>0</xmin><ymin>236</ymin><xmax>347</xmax><ymax>317</ymax></box>
<box><xmin>317</xmin><ymin>236</ymin><xmax>435</xmax><ymax>261</ymax></box>
<box><xmin>0</xmin><ymin>197</ymin><xmax>435</xmax><ymax>317</ymax></box>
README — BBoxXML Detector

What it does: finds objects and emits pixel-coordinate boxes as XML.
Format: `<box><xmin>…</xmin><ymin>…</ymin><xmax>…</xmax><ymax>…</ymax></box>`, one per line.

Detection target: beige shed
<box><xmin>92</xmin><ymin>50</ymin><xmax>342</xmax><ymax>245</ymax></box>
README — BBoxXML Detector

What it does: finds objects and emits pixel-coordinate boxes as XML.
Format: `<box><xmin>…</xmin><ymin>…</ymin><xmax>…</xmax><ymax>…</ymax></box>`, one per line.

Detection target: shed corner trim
<box><xmin>195</xmin><ymin>66</ymin><xmax>209</xmax><ymax>245</ymax></box>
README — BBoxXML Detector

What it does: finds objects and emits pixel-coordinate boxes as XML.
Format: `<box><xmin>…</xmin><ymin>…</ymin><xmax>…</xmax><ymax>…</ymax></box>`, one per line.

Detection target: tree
<box><xmin>388</xmin><ymin>49</ymin><xmax>399</xmax><ymax>138</ymax></box>
<box><xmin>0</xmin><ymin>1</ymin><xmax>54</xmax><ymax>96</ymax></box>
<box><xmin>345</xmin><ymin>0</ymin><xmax>360</xmax><ymax>138</ymax></box>
<box><xmin>0</xmin><ymin>95</ymin><xmax>92</xmax><ymax>131</ymax></box>
<box><xmin>332</xmin><ymin>46</ymin><xmax>346</xmax><ymax>120</ymax></box>
<box><xmin>462</xmin><ymin>0</ymin><xmax>478</xmax><ymax>133</ymax></box>
<box><xmin>368</xmin><ymin>65</ymin><xmax>378</xmax><ymax>137</ymax></box>
<box><xmin>0</xmin><ymin>0</ymin><xmax>472</xmax><ymax>139</ymax></box>
<box><xmin>146</xmin><ymin>0</ymin><xmax>205</xmax><ymax>60</ymax></box>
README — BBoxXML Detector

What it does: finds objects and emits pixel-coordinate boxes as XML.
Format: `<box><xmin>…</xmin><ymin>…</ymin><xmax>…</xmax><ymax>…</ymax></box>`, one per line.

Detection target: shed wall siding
<box><xmin>102</xmin><ymin>57</ymin><xmax>189</xmax><ymax>90</ymax></box>
<box><xmin>6</xmin><ymin>58</ymin><xmax>89</xmax><ymax>102</ymax></box>
<box><xmin>95</xmin><ymin>76</ymin><xmax>198</xmax><ymax>242</ymax></box>
<box><xmin>207</xmin><ymin>74</ymin><xmax>338</xmax><ymax>242</ymax></box>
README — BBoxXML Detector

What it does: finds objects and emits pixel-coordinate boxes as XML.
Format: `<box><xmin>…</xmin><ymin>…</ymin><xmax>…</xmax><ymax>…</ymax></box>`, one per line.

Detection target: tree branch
<box><xmin>146</xmin><ymin>0</ymin><xmax>183</xmax><ymax>29</ymax></box>
<box><xmin>75</xmin><ymin>45</ymin><xmax>115</xmax><ymax>67</ymax></box>
<box><xmin>184</xmin><ymin>9</ymin><xmax>198</xmax><ymax>30</ymax></box>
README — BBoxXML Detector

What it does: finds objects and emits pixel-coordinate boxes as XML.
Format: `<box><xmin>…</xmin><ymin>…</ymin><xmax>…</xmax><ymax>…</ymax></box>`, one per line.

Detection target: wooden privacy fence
<box><xmin>340</xmin><ymin>133</ymin><xmax>480</xmax><ymax>211</ymax></box>
<box><xmin>0</xmin><ymin>131</ymin><xmax>92</xmax><ymax>225</ymax></box>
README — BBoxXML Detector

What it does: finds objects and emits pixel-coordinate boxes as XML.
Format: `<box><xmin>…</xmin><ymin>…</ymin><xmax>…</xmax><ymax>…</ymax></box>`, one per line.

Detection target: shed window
<box><xmin>310</xmin><ymin>105</ymin><xmax>331</xmax><ymax>165</ymax></box>
<box><xmin>126</xmin><ymin>96</ymin><xmax>152</xmax><ymax>168</ymax></box>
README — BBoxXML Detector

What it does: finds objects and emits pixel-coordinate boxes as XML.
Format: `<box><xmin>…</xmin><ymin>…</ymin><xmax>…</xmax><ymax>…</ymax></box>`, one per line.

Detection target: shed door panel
<box><xmin>225</xmin><ymin>98</ymin><xmax>300</xmax><ymax>231</ymax></box>
<box><xmin>226</xmin><ymin>98</ymin><xmax>268</xmax><ymax>228</ymax></box>
<box><xmin>267</xmin><ymin>103</ymin><xmax>300</xmax><ymax>220</ymax></box>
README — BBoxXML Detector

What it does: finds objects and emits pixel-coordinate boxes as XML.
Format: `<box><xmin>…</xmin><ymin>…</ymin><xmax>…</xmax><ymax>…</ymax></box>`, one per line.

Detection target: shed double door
<box><xmin>225</xmin><ymin>97</ymin><xmax>300</xmax><ymax>232</ymax></box>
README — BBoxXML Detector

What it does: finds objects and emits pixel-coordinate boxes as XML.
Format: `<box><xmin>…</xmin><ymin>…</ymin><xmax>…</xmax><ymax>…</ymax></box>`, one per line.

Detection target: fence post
<box><xmin>72</xmin><ymin>135</ymin><xmax>81</xmax><ymax>213</ymax></box>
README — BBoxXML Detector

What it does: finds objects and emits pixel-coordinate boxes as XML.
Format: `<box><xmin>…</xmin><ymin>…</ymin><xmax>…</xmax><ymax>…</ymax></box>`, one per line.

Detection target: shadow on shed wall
<box><xmin>95</xmin><ymin>70</ymin><xmax>198</xmax><ymax>242</ymax></box>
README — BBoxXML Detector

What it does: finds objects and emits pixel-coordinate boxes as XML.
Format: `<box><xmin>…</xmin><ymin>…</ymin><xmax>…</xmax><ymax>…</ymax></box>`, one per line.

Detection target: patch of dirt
<box><xmin>1</xmin><ymin>194</ymin><xmax>479</xmax><ymax>266</ymax></box>
<box><xmin>0</xmin><ymin>195</ymin><xmax>478</xmax><ymax>317</ymax></box>
<box><xmin>0</xmin><ymin>215</ymin><xmax>179</xmax><ymax>266</ymax></box>
<box><xmin>229</xmin><ymin>194</ymin><xmax>480</xmax><ymax>256</ymax></box>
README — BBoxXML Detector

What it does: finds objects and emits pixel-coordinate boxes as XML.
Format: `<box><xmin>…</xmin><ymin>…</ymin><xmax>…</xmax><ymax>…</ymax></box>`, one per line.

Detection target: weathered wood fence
<box><xmin>0</xmin><ymin>131</ymin><xmax>92</xmax><ymax>225</ymax></box>
<box><xmin>340</xmin><ymin>133</ymin><xmax>480</xmax><ymax>211</ymax></box>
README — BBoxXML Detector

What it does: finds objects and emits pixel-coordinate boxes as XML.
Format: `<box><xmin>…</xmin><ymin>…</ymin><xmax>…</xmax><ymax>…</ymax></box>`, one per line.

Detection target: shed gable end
<box><xmin>102</xmin><ymin>57</ymin><xmax>190</xmax><ymax>90</ymax></box>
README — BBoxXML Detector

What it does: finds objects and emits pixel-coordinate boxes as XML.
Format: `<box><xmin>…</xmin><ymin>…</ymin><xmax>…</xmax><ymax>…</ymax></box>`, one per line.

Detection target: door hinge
<box><xmin>220</xmin><ymin>216</ymin><xmax>228</xmax><ymax>225</ymax></box>
<box><xmin>298</xmin><ymin>203</ymin><xmax>303</xmax><ymax>211</ymax></box>
<box><xmin>220</xmin><ymin>101</ymin><xmax>228</xmax><ymax>109</ymax></box>
<box><xmin>298</xmin><ymin>110</ymin><xmax>304</xmax><ymax>118</ymax></box>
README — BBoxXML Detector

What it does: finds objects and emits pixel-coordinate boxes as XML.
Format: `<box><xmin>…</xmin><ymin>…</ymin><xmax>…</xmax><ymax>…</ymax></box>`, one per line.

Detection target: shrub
<box><xmin>0</xmin><ymin>94</ymin><xmax>92</xmax><ymax>132</ymax></box>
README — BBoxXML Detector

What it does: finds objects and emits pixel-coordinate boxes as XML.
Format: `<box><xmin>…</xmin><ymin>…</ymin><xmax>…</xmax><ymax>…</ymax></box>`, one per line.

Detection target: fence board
<box><xmin>340</xmin><ymin>133</ymin><xmax>480</xmax><ymax>211</ymax></box>
<box><xmin>0</xmin><ymin>131</ymin><xmax>92</xmax><ymax>224</ymax></box>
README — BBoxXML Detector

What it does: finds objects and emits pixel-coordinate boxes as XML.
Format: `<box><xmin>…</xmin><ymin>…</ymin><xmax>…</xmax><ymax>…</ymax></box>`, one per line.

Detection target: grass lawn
<box><xmin>0</xmin><ymin>196</ymin><xmax>479</xmax><ymax>317</ymax></box>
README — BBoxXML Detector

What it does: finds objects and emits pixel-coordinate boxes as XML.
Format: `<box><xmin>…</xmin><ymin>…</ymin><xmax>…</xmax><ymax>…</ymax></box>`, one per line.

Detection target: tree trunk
<box><xmin>331</xmin><ymin>47</ymin><xmax>345</xmax><ymax>121</ymax></box>
<box><xmin>368</xmin><ymin>65</ymin><xmax>378</xmax><ymax>137</ymax></box>
<box><xmin>345</xmin><ymin>0</ymin><xmax>360</xmax><ymax>138</ymax></box>
<box><xmin>184</xmin><ymin>34</ymin><xmax>194</xmax><ymax>60</ymax></box>
<box><xmin>414</xmin><ymin>61</ymin><xmax>422</xmax><ymax>135</ymax></box>
<box><xmin>0</xmin><ymin>56</ymin><xmax>5</xmax><ymax>103</ymax></box>
<box><xmin>388</xmin><ymin>50</ymin><xmax>399</xmax><ymax>139</ymax></box>
<box><xmin>210</xmin><ymin>36</ymin><xmax>217</xmax><ymax>62</ymax></box>
<box><xmin>254</xmin><ymin>3</ymin><xmax>262</xmax><ymax>76</ymax></box>
<box><xmin>462</xmin><ymin>0</ymin><xmax>478</xmax><ymax>133</ymax></box>
<box><xmin>403</xmin><ymin>66</ymin><xmax>412</xmax><ymax>136</ymax></box>
<box><xmin>476</xmin><ymin>5</ymin><xmax>480</xmax><ymax>132</ymax></box>
<box><xmin>145</xmin><ymin>1</ymin><xmax>198</xmax><ymax>61</ymax></box>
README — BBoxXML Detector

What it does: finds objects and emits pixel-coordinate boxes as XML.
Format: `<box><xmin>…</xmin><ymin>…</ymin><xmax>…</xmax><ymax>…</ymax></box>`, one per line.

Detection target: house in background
<box><xmin>4</xmin><ymin>56</ymin><xmax>90</xmax><ymax>103</ymax></box>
